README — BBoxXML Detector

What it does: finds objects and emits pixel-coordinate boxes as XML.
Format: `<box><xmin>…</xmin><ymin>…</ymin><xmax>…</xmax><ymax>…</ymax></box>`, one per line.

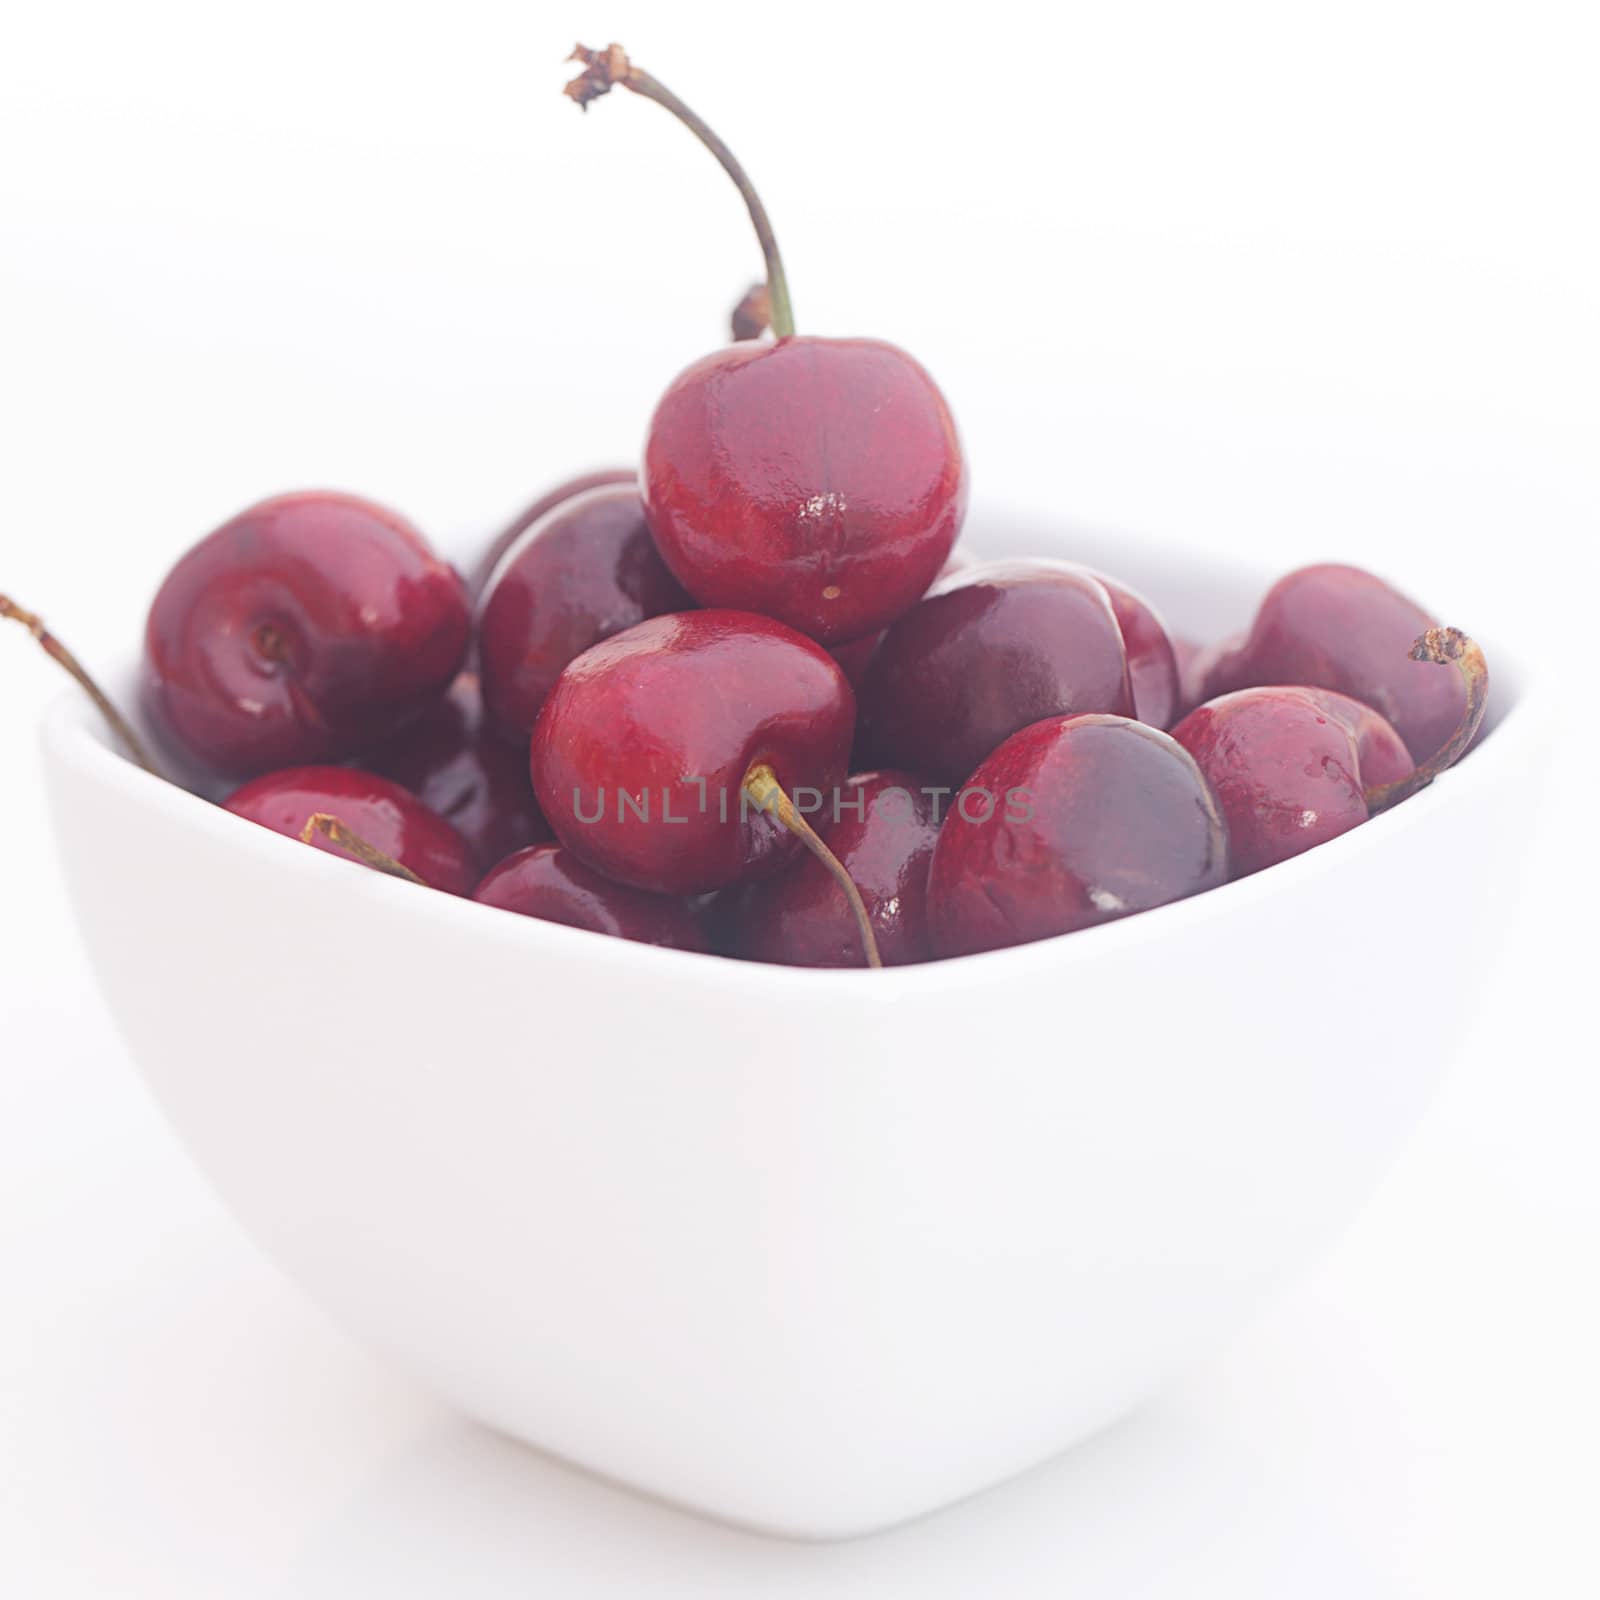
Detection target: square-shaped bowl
<box><xmin>40</xmin><ymin>510</ymin><xmax>1541</xmax><ymax>1539</ymax></box>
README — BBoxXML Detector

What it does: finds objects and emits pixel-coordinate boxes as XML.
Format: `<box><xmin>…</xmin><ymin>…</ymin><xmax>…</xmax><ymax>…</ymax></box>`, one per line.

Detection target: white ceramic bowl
<box><xmin>41</xmin><ymin>511</ymin><xmax>1540</xmax><ymax>1540</ymax></box>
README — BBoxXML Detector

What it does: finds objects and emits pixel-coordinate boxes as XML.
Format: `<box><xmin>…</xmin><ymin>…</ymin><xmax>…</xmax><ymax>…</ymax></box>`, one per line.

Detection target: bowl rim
<box><xmin>39</xmin><ymin>513</ymin><xmax>1546</xmax><ymax>999</ymax></box>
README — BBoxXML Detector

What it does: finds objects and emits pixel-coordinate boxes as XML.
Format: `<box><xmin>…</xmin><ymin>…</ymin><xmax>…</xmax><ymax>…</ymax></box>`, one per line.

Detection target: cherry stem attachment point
<box><xmin>742</xmin><ymin>762</ymin><xmax>883</xmax><ymax>969</ymax></box>
<box><xmin>565</xmin><ymin>43</ymin><xmax>796</xmax><ymax>339</ymax></box>
<box><xmin>1</xmin><ymin>593</ymin><xmax>158</xmax><ymax>774</ymax></box>
<box><xmin>1364</xmin><ymin>627</ymin><xmax>1489</xmax><ymax>813</ymax></box>
<box><xmin>299</xmin><ymin>813</ymin><xmax>426</xmax><ymax>886</ymax></box>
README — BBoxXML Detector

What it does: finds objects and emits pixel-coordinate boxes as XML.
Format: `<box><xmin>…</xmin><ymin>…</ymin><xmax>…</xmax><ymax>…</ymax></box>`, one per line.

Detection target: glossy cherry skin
<box><xmin>223</xmin><ymin>765</ymin><xmax>477</xmax><ymax>895</ymax></box>
<box><xmin>1200</xmin><ymin>564</ymin><xmax>1467</xmax><ymax>765</ymax></box>
<box><xmin>643</xmin><ymin>338</ymin><xmax>967</xmax><ymax>646</ymax></box>
<box><xmin>474</xmin><ymin>844</ymin><xmax>709</xmax><ymax>952</ymax></box>
<box><xmin>359</xmin><ymin>672</ymin><xmax>549</xmax><ymax>871</ymax></box>
<box><xmin>1170</xmin><ymin>687</ymin><xmax>1412</xmax><ymax>878</ymax></box>
<box><xmin>476</xmin><ymin>484</ymin><xmax>692</xmax><ymax>743</ymax></box>
<box><xmin>469</xmin><ymin>467</ymin><xmax>636</xmax><ymax>597</ymax></box>
<box><xmin>732</xmin><ymin>770</ymin><xmax>939</xmax><ymax>968</ymax></box>
<box><xmin>858</xmin><ymin>561</ymin><xmax>1135</xmax><ymax>786</ymax></box>
<box><xmin>145</xmin><ymin>491</ymin><xmax>470</xmax><ymax>776</ymax></box>
<box><xmin>927</xmin><ymin>715</ymin><xmax>1229</xmax><ymax>958</ymax></box>
<box><xmin>531</xmin><ymin>610</ymin><xmax>855</xmax><ymax>895</ymax></box>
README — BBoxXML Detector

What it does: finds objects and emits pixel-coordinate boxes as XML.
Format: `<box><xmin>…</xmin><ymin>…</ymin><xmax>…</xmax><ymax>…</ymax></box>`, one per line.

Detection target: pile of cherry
<box><xmin>3</xmin><ymin>44</ymin><xmax>1488</xmax><ymax>971</ymax></box>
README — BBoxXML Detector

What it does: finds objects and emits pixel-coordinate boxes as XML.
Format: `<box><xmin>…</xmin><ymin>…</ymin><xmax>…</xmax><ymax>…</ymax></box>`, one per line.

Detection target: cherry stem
<box><xmin>742</xmin><ymin>763</ymin><xmax>882</xmax><ymax>968</ymax></box>
<box><xmin>565</xmin><ymin>43</ymin><xmax>796</xmax><ymax>339</ymax></box>
<box><xmin>1</xmin><ymin>593</ymin><xmax>159</xmax><ymax>774</ymax></box>
<box><xmin>299</xmin><ymin>813</ymin><xmax>426</xmax><ymax>886</ymax></box>
<box><xmin>1364</xmin><ymin>627</ymin><xmax>1490</xmax><ymax>813</ymax></box>
<box><xmin>730</xmin><ymin>281</ymin><xmax>771</xmax><ymax>341</ymax></box>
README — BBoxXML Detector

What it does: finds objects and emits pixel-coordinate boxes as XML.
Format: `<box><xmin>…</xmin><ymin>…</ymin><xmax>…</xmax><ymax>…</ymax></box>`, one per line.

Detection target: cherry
<box><xmin>1170</xmin><ymin>687</ymin><xmax>1413</xmax><ymax>876</ymax></box>
<box><xmin>144</xmin><ymin>491</ymin><xmax>470</xmax><ymax>776</ymax></box>
<box><xmin>1200</xmin><ymin>564</ymin><xmax>1470</xmax><ymax>765</ymax></box>
<box><xmin>469</xmin><ymin>467</ymin><xmax>636</xmax><ymax>598</ymax></box>
<box><xmin>1081</xmin><ymin>567</ymin><xmax>1181</xmax><ymax>728</ymax></box>
<box><xmin>359</xmin><ymin>671</ymin><xmax>549</xmax><ymax>871</ymax></box>
<box><xmin>567</xmin><ymin>44</ymin><xmax>967</xmax><ymax>647</ymax></box>
<box><xmin>476</xmin><ymin>483</ymin><xmax>693</xmax><ymax>743</ymax></box>
<box><xmin>224</xmin><ymin>765</ymin><xmax>477</xmax><ymax>895</ymax></box>
<box><xmin>858</xmin><ymin>560</ymin><xmax>1135</xmax><ymax>786</ymax></box>
<box><xmin>927</xmin><ymin>715</ymin><xmax>1229</xmax><ymax>958</ymax></box>
<box><xmin>530</xmin><ymin>609</ymin><xmax>878</xmax><ymax>957</ymax></box>
<box><xmin>474</xmin><ymin>843</ymin><xmax>709</xmax><ymax>952</ymax></box>
<box><xmin>732</xmin><ymin>771</ymin><xmax>939</xmax><ymax>967</ymax></box>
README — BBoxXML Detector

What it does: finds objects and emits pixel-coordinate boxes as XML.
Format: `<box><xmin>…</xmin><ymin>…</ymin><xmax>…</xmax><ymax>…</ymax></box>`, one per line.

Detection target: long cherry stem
<box><xmin>1</xmin><ymin>593</ymin><xmax>158</xmax><ymax>773</ymax></box>
<box><xmin>1364</xmin><ymin>627</ymin><xmax>1489</xmax><ymax>813</ymax></box>
<box><xmin>742</xmin><ymin>763</ymin><xmax>883</xmax><ymax>969</ymax></box>
<box><xmin>299</xmin><ymin>813</ymin><xmax>426</xmax><ymax>886</ymax></box>
<box><xmin>565</xmin><ymin>43</ymin><xmax>796</xmax><ymax>339</ymax></box>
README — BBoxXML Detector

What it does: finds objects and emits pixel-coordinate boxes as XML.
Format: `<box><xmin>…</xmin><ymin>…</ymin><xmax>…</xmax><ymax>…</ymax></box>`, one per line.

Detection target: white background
<box><xmin>2</xmin><ymin>1</ymin><xmax>1597</xmax><ymax>1593</ymax></box>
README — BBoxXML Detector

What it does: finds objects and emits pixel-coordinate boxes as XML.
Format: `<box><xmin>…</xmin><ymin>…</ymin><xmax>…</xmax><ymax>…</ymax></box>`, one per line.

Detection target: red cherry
<box><xmin>858</xmin><ymin>560</ymin><xmax>1135</xmax><ymax>786</ymax></box>
<box><xmin>1077</xmin><ymin>566</ymin><xmax>1181</xmax><ymax>728</ymax></box>
<box><xmin>224</xmin><ymin>765</ymin><xmax>477</xmax><ymax>895</ymax></box>
<box><xmin>643</xmin><ymin>338</ymin><xmax>966</xmax><ymax>645</ymax></box>
<box><xmin>567</xmin><ymin>44</ymin><xmax>966</xmax><ymax>647</ymax></box>
<box><xmin>732</xmin><ymin>771</ymin><xmax>939</xmax><ymax>967</ymax></box>
<box><xmin>144</xmin><ymin>491</ymin><xmax>470</xmax><ymax>776</ymax></box>
<box><xmin>1201</xmin><ymin>564</ymin><xmax>1469</xmax><ymax>765</ymax></box>
<box><xmin>469</xmin><ymin>467</ymin><xmax>636</xmax><ymax>598</ymax></box>
<box><xmin>359</xmin><ymin>672</ymin><xmax>550</xmax><ymax>871</ymax></box>
<box><xmin>476</xmin><ymin>483</ymin><xmax>692</xmax><ymax>743</ymax></box>
<box><xmin>531</xmin><ymin>610</ymin><xmax>854</xmax><ymax>897</ymax></box>
<box><xmin>474</xmin><ymin>843</ymin><xmax>709</xmax><ymax>951</ymax></box>
<box><xmin>1170</xmin><ymin>687</ymin><xmax>1413</xmax><ymax>876</ymax></box>
<box><xmin>927</xmin><ymin>715</ymin><xmax>1229</xmax><ymax>958</ymax></box>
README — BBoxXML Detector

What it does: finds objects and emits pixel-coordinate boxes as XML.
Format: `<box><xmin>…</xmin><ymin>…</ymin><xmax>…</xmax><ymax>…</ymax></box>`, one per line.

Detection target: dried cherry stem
<box><xmin>1364</xmin><ymin>627</ymin><xmax>1489</xmax><ymax>813</ymax></box>
<box><xmin>730</xmin><ymin>281</ymin><xmax>771</xmax><ymax>341</ymax></box>
<box><xmin>1</xmin><ymin>593</ymin><xmax>158</xmax><ymax>773</ymax></box>
<box><xmin>565</xmin><ymin>43</ymin><xmax>796</xmax><ymax>339</ymax></box>
<box><xmin>299</xmin><ymin>813</ymin><xmax>426</xmax><ymax>886</ymax></box>
<box><xmin>742</xmin><ymin>762</ymin><xmax>882</xmax><ymax>969</ymax></box>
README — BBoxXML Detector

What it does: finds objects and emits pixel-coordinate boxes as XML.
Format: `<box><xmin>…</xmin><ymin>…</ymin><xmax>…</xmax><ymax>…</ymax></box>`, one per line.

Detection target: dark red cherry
<box><xmin>732</xmin><ymin>771</ymin><xmax>938</xmax><ymax>967</ymax></box>
<box><xmin>476</xmin><ymin>484</ymin><xmax>692</xmax><ymax>743</ymax></box>
<box><xmin>1201</xmin><ymin>564</ymin><xmax>1469</xmax><ymax>765</ymax></box>
<box><xmin>567</xmin><ymin>44</ymin><xmax>966</xmax><ymax>648</ymax></box>
<box><xmin>1076</xmin><ymin>567</ymin><xmax>1181</xmax><ymax>728</ymax></box>
<box><xmin>858</xmin><ymin>560</ymin><xmax>1135</xmax><ymax>786</ymax></box>
<box><xmin>474</xmin><ymin>843</ymin><xmax>709</xmax><ymax>951</ymax></box>
<box><xmin>1170</xmin><ymin>687</ymin><xmax>1412</xmax><ymax>877</ymax></box>
<box><xmin>224</xmin><ymin>765</ymin><xmax>477</xmax><ymax>895</ymax></box>
<box><xmin>469</xmin><ymin>467</ymin><xmax>636</xmax><ymax>598</ymax></box>
<box><xmin>643</xmin><ymin>338</ymin><xmax>966</xmax><ymax>645</ymax></box>
<box><xmin>359</xmin><ymin>672</ymin><xmax>549</xmax><ymax>870</ymax></box>
<box><xmin>145</xmin><ymin>491</ymin><xmax>470</xmax><ymax>776</ymax></box>
<box><xmin>531</xmin><ymin>610</ymin><xmax>855</xmax><ymax>897</ymax></box>
<box><xmin>927</xmin><ymin>715</ymin><xmax>1229</xmax><ymax>958</ymax></box>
